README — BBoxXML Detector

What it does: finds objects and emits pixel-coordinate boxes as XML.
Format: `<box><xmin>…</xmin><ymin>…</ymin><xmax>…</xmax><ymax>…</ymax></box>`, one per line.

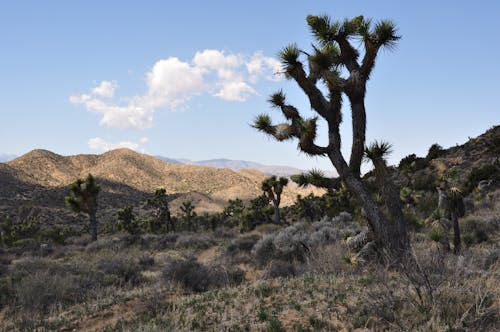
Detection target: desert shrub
<box><xmin>141</xmin><ymin>233</ymin><xmax>179</xmax><ymax>251</ymax></box>
<box><xmin>212</xmin><ymin>227</ymin><xmax>237</xmax><ymax>239</ymax></box>
<box><xmin>462</xmin><ymin>163</ymin><xmax>500</xmax><ymax>195</ymax></box>
<box><xmin>38</xmin><ymin>226</ymin><xmax>74</xmax><ymax>245</ymax></box>
<box><xmin>116</xmin><ymin>206</ymin><xmax>141</xmax><ymax>235</ymax></box>
<box><xmin>138</xmin><ymin>254</ymin><xmax>155</xmax><ymax>267</ymax></box>
<box><xmin>14</xmin><ymin>271</ymin><xmax>80</xmax><ymax>314</ymax></box>
<box><xmin>304</xmin><ymin>243</ymin><xmax>354</xmax><ymax>276</ymax></box>
<box><xmin>414</xmin><ymin>190</ymin><xmax>438</xmax><ymax>218</ymax></box>
<box><xmin>254</xmin><ymin>223</ymin><xmax>282</xmax><ymax>233</ymax></box>
<box><xmin>174</xmin><ymin>233</ymin><xmax>215</xmax><ymax>250</ymax></box>
<box><xmin>252</xmin><ymin>222</ymin><xmax>340</xmax><ymax>266</ymax></box>
<box><xmin>263</xmin><ymin>260</ymin><xmax>296</xmax><ymax>279</ymax></box>
<box><xmin>97</xmin><ymin>254</ymin><xmax>144</xmax><ymax>286</ymax></box>
<box><xmin>226</xmin><ymin>234</ymin><xmax>261</xmax><ymax>254</ymax></box>
<box><xmin>411</xmin><ymin>171</ymin><xmax>439</xmax><ymax>191</ymax></box>
<box><xmin>162</xmin><ymin>257</ymin><xmax>227</xmax><ymax>292</ymax></box>
<box><xmin>460</xmin><ymin>217</ymin><xmax>493</xmax><ymax>246</ymax></box>
<box><xmin>332</xmin><ymin>211</ymin><xmax>353</xmax><ymax>223</ymax></box>
<box><xmin>426</xmin><ymin>143</ymin><xmax>445</xmax><ymax>161</ymax></box>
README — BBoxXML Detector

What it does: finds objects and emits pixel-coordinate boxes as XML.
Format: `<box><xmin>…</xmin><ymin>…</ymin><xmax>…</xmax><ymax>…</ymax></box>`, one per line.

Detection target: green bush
<box><xmin>462</xmin><ymin>163</ymin><xmax>500</xmax><ymax>195</ymax></box>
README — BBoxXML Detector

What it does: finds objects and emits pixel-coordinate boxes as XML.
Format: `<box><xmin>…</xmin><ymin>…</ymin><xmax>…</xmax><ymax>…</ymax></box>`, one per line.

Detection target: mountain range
<box><xmin>1</xmin><ymin>153</ymin><xmax>328</xmax><ymax>177</ymax></box>
<box><xmin>0</xmin><ymin>149</ymin><xmax>324</xmax><ymax>225</ymax></box>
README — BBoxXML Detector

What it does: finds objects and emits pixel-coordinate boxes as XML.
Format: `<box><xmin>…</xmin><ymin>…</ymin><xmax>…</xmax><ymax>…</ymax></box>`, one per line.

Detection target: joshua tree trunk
<box><xmin>348</xmin><ymin>96</ymin><xmax>366</xmax><ymax>178</ymax></box>
<box><xmin>89</xmin><ymin>212</ymin><xmax>98</xmax><ymax>242</ymax></box>
<box><xmin>272</xmin><ymin>200</ymin><xmax>281</xmax><ymax>224</ymax></box>
<box><xmin>451</xmin><ymin>212</ymin><xmax>461</xmax><ymax>254</ymax></box>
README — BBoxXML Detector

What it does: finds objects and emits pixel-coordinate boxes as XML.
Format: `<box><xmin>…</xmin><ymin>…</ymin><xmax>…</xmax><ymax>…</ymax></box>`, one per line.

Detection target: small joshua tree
<box><xmin>66</xmin><ymin>174</ymin><xmax>100</xmax><ymax>241</ymax></box>
<box><xmin>254</xmin><ymin>14</ymin><xmax>410</xmax><ymax>260</ymax></box>
<box><xmin>116</xmin><ymin>205</ymin><xmax>140</xmax><ymax>235</ymax></box>
<box><xmin>180</xmin><ymin>201</ymin><xmax>197</xmax><ymax>231</ymax></box>
<box><xmin>261</xmin><ymin>176</ymin><xmax>288</xmax><ymax>224</ymax></box>
<box><xmin>146</xmin><ymin>188</ymin><xmax>175</xmax><ymax>232</ymax></box>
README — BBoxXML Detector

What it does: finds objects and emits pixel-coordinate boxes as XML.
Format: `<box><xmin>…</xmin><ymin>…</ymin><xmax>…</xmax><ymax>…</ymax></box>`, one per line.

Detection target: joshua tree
<box><xmin>146</xmin><ymin>188</ymin><xmax>175</xmax><ymax>232</ymax></box>
<box><xmin>261</xmin><ymin>176</ymin><xmax>288</xmax><ymax>224</ymax></box>
<box><xmin>253</xmin><ymin>14</ymin><xmax>410</xmax><ymax>260</ymax></box>
<box><xmin>180</xmin><ymin>201</ymin><xmax>197</xmax><ymax>231</ymax></box>
<box><xmin>66</xmin><ymin>174</ymin><xmax>100</xmax><ymax>241</ymax></box>
<box><xmin>448</xmin><ymin>187</ymin><xmax>465</xmax><ymax>254</ymax></box>
<box><xmin>116</xmin><ymin>205</ymin><xmax>140</xmax><ymax>235</ymax></box>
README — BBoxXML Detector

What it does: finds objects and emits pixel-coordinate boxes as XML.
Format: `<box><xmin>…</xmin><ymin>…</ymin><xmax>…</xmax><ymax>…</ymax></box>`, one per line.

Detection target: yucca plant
<box><xmin>66</xmin><ymin>174</ymin><xmax>100</xmax><ymax>241</ymax></box>
<box><xmin>253</xmin><ymin>14</ymin><xmax>410</xmax><ymax>260</ymax></box>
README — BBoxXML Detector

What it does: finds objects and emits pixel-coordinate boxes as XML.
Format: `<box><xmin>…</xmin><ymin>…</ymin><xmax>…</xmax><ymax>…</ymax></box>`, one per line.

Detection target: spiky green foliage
<box><xmin>279</xmin><ymin>44</ymin><xmax>301</xmax><ymax>67</ymax></box>
<box><xmin>364</xmin><ymin>141</ymin><xmax>393</xmax><ymax>162</ymax></box>
<box><xmin>291</xmin><ymin>170</ymin><xmax>324</xmax><ymax>188</ymax></box>
<box><xmin>373</xmin><ymin>20</ymin><xmax>400</xmax><ymax>48</ymax></box>
<box><xmin>269</xmin><ymin>91</ymin><xmax>286</xmax><ymax>108</ymax></box>
<box><xmin>261</xmin><ymin>176</ymin><xmax>289</xmax><ymax>197</ymax></box>
<box><xmin>66</xmin><ymin>174</ymin><xmax>100</xmax><ymax>214</ymax></box>
<box><xmin>306</xmin><ymin>14</ymin><xmax>335</xmax><ymax>43</ymax></box>
<box><xmin>253</xmin><ymin>114</ymin><xmax>275</xmax><ymax>135</ymax></box>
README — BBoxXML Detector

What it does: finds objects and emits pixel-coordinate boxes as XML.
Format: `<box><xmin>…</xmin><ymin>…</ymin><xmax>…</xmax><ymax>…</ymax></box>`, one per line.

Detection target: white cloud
<box><xmin>92</xmin><ymin>80</ymin><xmax>117</xmax><ymax>97</ymax></box>
<box><xmin>139</xmin><ymin>137</ymin><xmax>149</xmax><ymax>144</ymax></box>
<box><xmin>88</xmin><ymin>137</ymin><xmax>139</xmax><ymax>152</ymax></box>
<box><xmin>70</xmin><ymin>49</ymin><xmax>281</xmax><ymax>129</ymax></box>
<box><xmin>215</xmin><ymin>81</ymin><xmax>257</xmax><ymax>101</ymax></box>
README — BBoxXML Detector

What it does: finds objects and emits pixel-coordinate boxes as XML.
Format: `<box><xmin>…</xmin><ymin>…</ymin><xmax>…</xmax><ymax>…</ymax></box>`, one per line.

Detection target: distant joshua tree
<box><xmin>146</xmin><ymin>188</ymin><xmax>175</xmax><ymax>232</ymax></box>
<box><xmin>66</xmin><ymin>174</ymin><xmax>100</xmax><ymax>241</ymax></box>
<box><xmin>180</xmin><ymin>201</ymin><xmax>197</xmax><ymax>231</ymax></box>
<box><xmin>261</xmin><ymin>176</ymin><xmax>288</xmax><ymax>224</ymax></box>
<box><xmin>253</xmin><ymin>14</ymin><xmax>411</xmax><ymax>260</ymax></box>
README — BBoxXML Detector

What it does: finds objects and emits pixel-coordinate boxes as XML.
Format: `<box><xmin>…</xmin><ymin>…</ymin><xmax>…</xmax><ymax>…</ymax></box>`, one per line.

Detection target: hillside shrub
<box><xmin>98</xmin><ymin>254</ymin><xmax>143</xmax><ymax>286</ymax></box>
<box><xmin>462</xmin><ymin>163</ymin><xmax>500</xmax><ymax>195</ymax></box>
<box><xmin>252</xmin><ymin>221</ymin><xmax>343</xmax><ymax>266</ymax></box>
<box><xmin>162</xmin><ymin>257</ymin><xmax>227</xmax><ymax>293</ymax></box>
<box><xmin>263</xmin><ymin>260</ymin><xmax>296</xmax><ymax>279</ymax></box>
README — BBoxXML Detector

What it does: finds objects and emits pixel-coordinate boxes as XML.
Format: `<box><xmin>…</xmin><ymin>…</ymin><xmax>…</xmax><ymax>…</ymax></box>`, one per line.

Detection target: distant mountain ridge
<box><xmin>0</xmin><ymin>149</ymin><xmax>324</xmax><ymax>217</ymax></box>
<box><xmin>155</xmin><ymin>156</ymin><xmax>335</xmax><ymax>177</ymax></box>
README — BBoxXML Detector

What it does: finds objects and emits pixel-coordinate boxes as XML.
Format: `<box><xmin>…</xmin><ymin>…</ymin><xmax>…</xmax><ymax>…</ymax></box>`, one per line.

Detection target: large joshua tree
<box><xmin>253</xmin><ymin>14</ymin><xmax>410</xmax><ymax>259</ymax></box>
<box><xmin>261</xmin><ymin>175</ymin><xmax>289</xmax><ymax>224</ymax></box>
<box><xmin>66</xmin><ymin>174</ymin><xmax>101</xmax><ymax>241</ymax></box>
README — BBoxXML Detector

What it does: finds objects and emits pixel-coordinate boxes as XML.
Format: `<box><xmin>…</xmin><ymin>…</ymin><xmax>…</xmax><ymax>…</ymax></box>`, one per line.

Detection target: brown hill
<box><xmin>2</xmin><ymin>148</ymin><xmax>324</xmax><ymax>215</ymax></box>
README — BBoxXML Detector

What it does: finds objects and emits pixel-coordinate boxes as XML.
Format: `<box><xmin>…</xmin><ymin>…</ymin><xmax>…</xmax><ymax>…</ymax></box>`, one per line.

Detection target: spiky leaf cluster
<box><xmin>364</xmin><ymin>141</ymin><xmax>393</xmax><ymax>162</ymax></box>
<box><xmin>66</xmin><ymin>174</ymin><xmax>100</xmax><ymax>215</ymax></box>
<box><xmin>262</xmin><ymin>175</ymin><xmax>289</xmax><ymax>201</ymax></box>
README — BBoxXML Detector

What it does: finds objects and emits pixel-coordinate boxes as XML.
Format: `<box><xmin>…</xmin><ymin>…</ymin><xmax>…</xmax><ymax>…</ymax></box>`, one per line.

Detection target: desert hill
<box><xmin>0</xmin><ymin>148</ymin><xmax>324</xmax><ymax>219</ymax></box>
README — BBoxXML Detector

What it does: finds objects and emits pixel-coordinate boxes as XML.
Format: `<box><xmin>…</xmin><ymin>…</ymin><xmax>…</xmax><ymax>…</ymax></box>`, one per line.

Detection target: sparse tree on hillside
<box><xmin>180</xmin><ymin>201</ymin><xmax>197</xmax><ymax>231</ymax></box>
<box><xmin>116</xmin><ymin>205</ymin><xmax>140</xmax><ymax>235</ymax></box>
<box><xmin>253</xmin><ymin>14</ymin><xmax>411</xmax><ymax>260</ymax></box>
<box><xmin>261</xmin><ymin>176</ymin><xmax>288</xmax><ymax>224</ymax></box>
<box><xmin>66</xmin><ymin>174</ymin><xmax>100</xmax><ymax>241</ymax></box>
<box><xmin>146</xmin><ymin>188</ymin><xmax>175</xmax><ymax>232</ymax></box>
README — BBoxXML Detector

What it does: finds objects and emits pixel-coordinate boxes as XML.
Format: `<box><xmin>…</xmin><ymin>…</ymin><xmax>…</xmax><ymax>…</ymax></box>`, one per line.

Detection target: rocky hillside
<box><xmin>0</xmin><ymin>148</ymin><xmax>323</xmax><ymax>220</ymax></box>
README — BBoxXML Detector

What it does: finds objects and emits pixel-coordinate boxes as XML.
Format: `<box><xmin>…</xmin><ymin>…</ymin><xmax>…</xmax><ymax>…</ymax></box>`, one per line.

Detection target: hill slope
<box><xmin>1</xmin><ymin>148</ymin><xmax>324</xmax><ymax>217</ymax></box>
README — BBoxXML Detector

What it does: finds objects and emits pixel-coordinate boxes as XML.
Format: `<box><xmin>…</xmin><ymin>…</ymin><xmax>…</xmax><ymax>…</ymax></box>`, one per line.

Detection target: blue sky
<box><xmin>1</xmin><ymin>1</ymin><xmax>499</xmax><ymax>171</ymax></box>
